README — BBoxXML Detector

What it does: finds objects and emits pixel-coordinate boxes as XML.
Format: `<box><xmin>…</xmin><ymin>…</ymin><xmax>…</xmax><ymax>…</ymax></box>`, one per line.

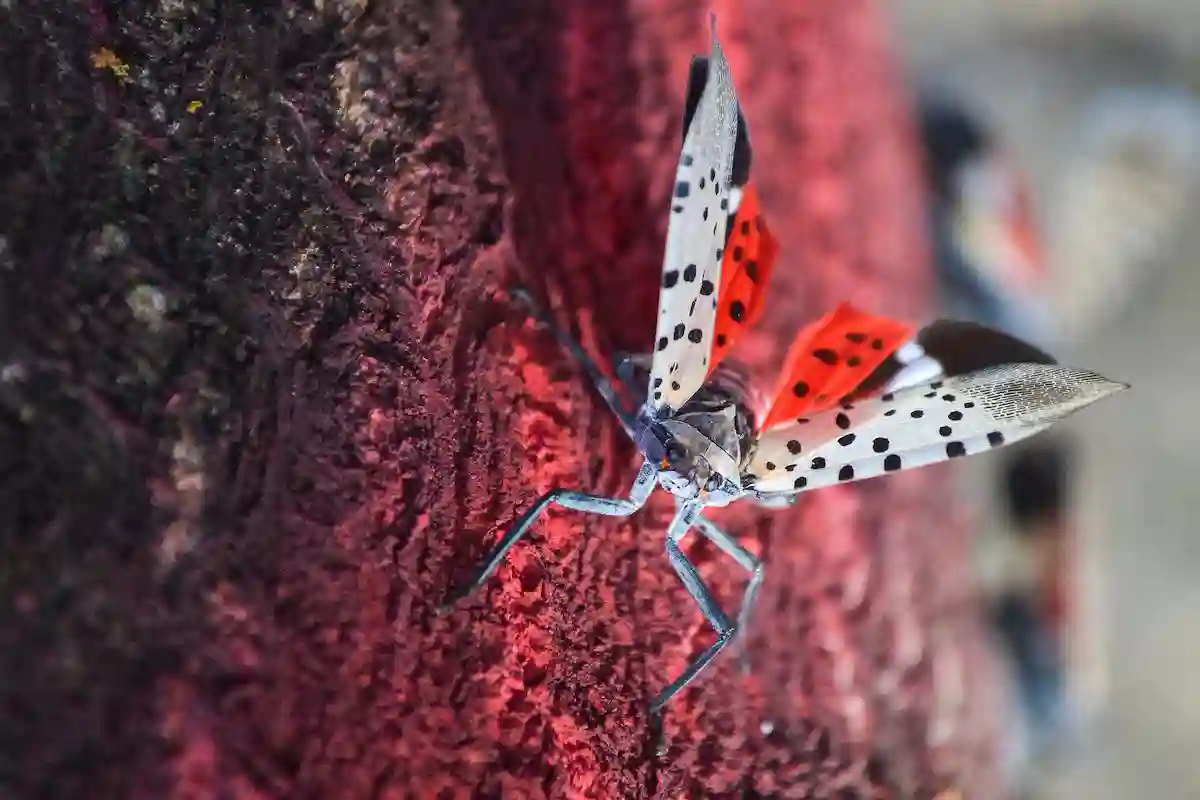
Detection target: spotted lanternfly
<box><xmin>442</xmin><ymin>18</ymin><xmax>1129</xmax><ymax>714</ymax></box>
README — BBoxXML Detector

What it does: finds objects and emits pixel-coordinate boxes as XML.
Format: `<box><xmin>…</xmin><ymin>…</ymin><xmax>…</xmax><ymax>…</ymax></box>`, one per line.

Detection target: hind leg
<box><xmin>650</xmin><ymin>503</ymin><xmax>740</xmax><ymax>713</ymax></box>
<box><xmin>693</xmin><ymin>513</ymin><xmax>764</xmax><ymax>674</ymax></box>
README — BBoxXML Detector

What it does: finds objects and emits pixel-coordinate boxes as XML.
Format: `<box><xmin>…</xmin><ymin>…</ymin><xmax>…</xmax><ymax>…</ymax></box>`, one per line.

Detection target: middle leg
<box><xmin>650</xmin><ymin>503</ymin><xmax>740</xmax><ymax>714</ymax></box>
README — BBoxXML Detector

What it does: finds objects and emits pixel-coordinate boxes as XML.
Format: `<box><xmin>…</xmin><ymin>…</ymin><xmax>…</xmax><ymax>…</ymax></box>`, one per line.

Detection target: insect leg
<box><xmin>650</xmin><ymin>503</ymin><xmax>737</xmax><ymax>714</ymax></box>
<box><xmin>612</xmin><ymin>351</ymin><xmax>652</xmax><ymax>391</ymax></box>
<box><xmin>510</xmin><ymin>287</ymin><xmax>642</xmax><ymax>440</ymax></box>
<box><xmin>693</xmin><ymin>513</ymin><xmax>764</xmax><ymax>674</ymax></box>
<box><xmin>440</xmin><ymin>460</ymin><xmax>657</xmax><ymax>610</ymax></box>
<box><xmin>752</xmin><ymin>492</ymin><xmax>797</xmax><ymax>510</ymax></box>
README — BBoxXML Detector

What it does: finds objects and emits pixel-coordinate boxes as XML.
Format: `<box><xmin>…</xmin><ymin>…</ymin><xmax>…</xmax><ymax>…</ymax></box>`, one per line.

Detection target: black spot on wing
<box><xmin>813</xmin><ymin>348</ymin><xmax>839</xmax><ymax>365</ymax></box>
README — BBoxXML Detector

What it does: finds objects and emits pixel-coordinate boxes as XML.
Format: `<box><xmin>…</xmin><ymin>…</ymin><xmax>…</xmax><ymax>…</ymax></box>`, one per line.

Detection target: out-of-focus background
<box><xmin>888</xmin><ymin>2</ymin><xmax>1200</xmax><ymax>798</ymax></box>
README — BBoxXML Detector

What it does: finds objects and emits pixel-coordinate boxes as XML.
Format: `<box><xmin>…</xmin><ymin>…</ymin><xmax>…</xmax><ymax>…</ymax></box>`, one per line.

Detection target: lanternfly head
<box><xmin>641</xmin><ymin>420</ymin><xmax>701</xmax><ymax>500</ymax></box>
<box><xmin>646</xmin><ymin>417</ymin><xmax>742</xmax><ymax>505</ymax></box>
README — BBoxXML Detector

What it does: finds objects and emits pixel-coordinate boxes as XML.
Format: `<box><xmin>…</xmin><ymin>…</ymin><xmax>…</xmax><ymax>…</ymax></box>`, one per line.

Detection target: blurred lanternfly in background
<box><xmin>895</xmin><ymin>2</ymin><xmax>1200</xmax><ymax>796</ymax></box>
<box><xmin>917</xmin><ymin>91</ymin><xmax>1082</xmax><ymax>787</ymax></box>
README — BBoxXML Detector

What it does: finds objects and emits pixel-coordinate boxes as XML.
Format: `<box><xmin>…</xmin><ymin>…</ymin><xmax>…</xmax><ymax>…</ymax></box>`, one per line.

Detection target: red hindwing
<box><xmin>707</xmin><ymin>184</ymin><xmax>778</xmax><ymax>377</ymax></box>
<box><xmin>760</xmin><ymin>302</ymin><xmax>913</xmax><ymax>430</ymax></box>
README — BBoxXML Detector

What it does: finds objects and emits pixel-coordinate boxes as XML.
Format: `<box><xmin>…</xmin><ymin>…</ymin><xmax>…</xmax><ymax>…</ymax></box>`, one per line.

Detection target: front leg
<box><xmin>440</xmin><ymin>460</ymin><xmax>658</xmax><ymax>610</ymax></box>
<box><xmin>510</xmin><ymin>287</ymin><xmax>643</xmax><ymax>441</ymax></box>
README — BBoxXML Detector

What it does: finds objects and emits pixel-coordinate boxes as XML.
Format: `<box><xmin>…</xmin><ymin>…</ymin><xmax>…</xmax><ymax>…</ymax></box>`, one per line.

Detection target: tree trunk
<box><xmin>0</xmin><ymin>1</ymin><xmax>1009</xmax><ymax>797</ymax></box>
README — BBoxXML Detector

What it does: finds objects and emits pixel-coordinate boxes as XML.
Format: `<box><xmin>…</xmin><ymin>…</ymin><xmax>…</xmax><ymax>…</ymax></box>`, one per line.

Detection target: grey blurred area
<box><xmin>889</xmin><ymin>2</ymin><xmax>1200</xmax><ymax>798</ymax></box>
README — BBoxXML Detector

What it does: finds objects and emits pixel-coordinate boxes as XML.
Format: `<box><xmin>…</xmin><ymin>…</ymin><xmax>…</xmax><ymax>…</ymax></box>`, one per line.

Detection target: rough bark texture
<box><xmin>0</xmin><ymin>1</ymin><xmax>1009</xmax><ymax>798</ymax></box>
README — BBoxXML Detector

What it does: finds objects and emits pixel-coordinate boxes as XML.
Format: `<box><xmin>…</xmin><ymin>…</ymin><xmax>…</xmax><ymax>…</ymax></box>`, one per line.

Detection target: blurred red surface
<box><xmin>2</xmin><ymin>0</ymin><xmax>1013</xmax><ymax>798</ymax></box>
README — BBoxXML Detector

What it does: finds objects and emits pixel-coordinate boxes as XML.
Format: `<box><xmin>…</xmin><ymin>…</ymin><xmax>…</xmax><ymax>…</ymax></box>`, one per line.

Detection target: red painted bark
<box><xmin>2</xmin><ymin>0</ymin><xmax>1010</xmax><ymax>798</ymax></box>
